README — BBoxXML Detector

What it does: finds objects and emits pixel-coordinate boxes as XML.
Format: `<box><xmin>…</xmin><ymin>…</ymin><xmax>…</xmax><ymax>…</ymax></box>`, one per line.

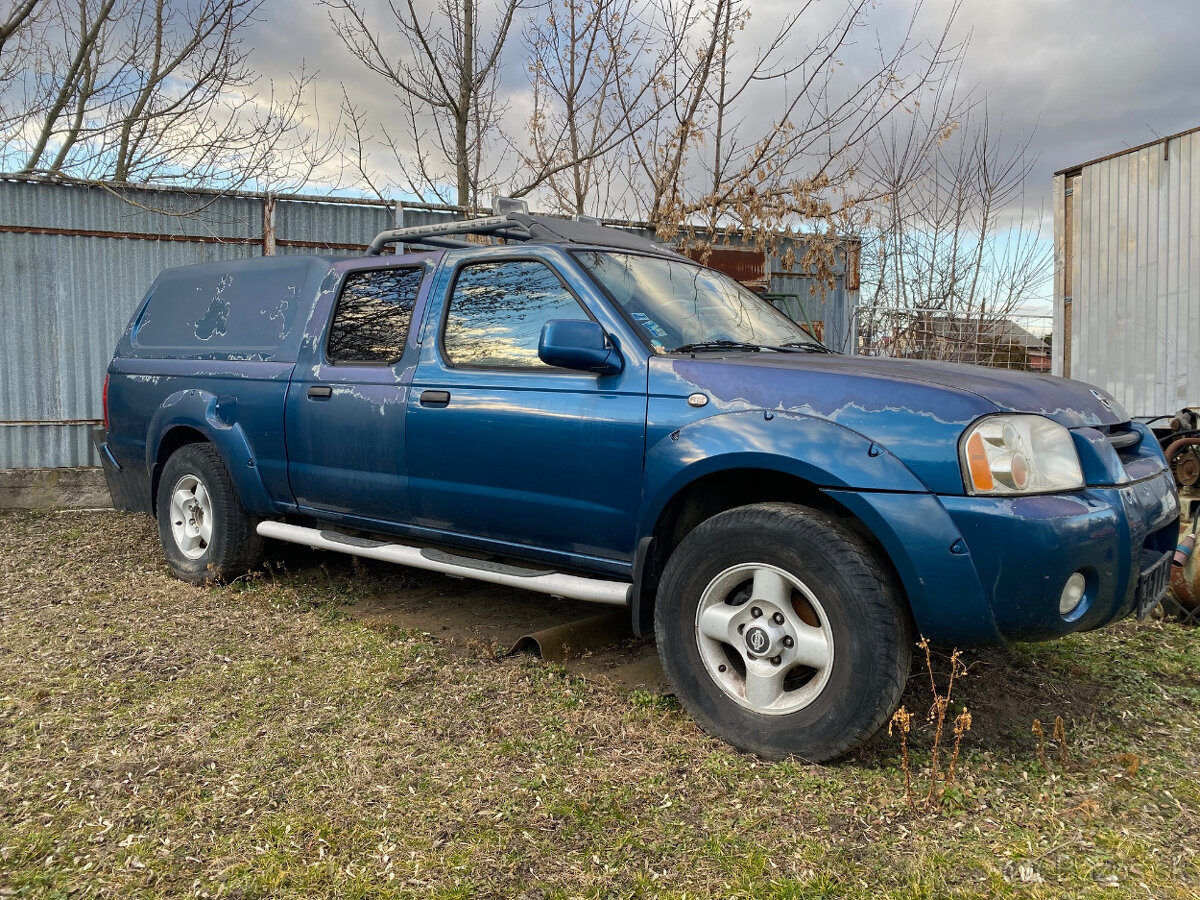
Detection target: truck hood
<box><xmin>651</xmin><ymin>353</ymin><xmax>1127</xmax><ymax>495</ymax></box>
<box><xmin>665</xmin><ymin>353</ymin><xmax>1127</xmax><ymax>428</ymax></box>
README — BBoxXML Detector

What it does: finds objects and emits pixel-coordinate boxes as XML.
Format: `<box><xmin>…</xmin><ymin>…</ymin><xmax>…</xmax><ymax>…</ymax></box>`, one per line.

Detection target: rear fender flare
<box><xmin>146</xmin><ymin>389</ymin><xmax>274</xmax><ymax>515</ymax></box>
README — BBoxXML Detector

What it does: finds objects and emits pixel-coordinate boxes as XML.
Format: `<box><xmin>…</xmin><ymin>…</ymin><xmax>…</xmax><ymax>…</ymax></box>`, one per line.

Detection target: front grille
<box><xmin>1102</xmin><ymin>423</ymin><xmax>1143</xmax><ymax>466</ymax></box>
<box><xmin>1106</xmin><ymin>426</ymin><xmax>1141</xmax><ymax>451</ymax></box>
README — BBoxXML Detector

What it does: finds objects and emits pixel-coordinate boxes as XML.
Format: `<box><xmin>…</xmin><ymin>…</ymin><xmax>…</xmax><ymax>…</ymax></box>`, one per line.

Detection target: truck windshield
<box><xmin>573</xmin><ymin>250</ymin><xmax>824</xmax><ymax>354</ymax></box>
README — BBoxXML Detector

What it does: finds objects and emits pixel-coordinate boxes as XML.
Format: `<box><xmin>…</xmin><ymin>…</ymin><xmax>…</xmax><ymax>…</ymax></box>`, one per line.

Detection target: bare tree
<box><xmin>10</xmin><ymin>0</ymin><xmax>117</xmax><ymax>173</ymax></box>
<box><xmin>614</xmin><ymin>0</ymin><xmax>965</xmax><ymax>263</ymax></box>
<box><xmin>0</xmin><ymin>0</ymin><xmax>42</xmax><ymax>53</ymax></box>
<box><xmin>0</xmin><ymin>1</ymin><xmax>45</xmax><ymax>127</ymax></box>
<box><xmin>1</xmin><ymin>0</ymin><xmax>336</xmax><ymax>192</ymax></box>
<box><xmin>325</xmin><ymin>0</ymin><xmax>521</xmax><ymax>209</ymax></box>
<box><xmin>324</xmin><ymin>0</ymin><xmax>971</xmax><ymax>238</ymax></box>
<box><xmin>517</xmin><ymin>0</ymin><xmax>665</xmax><ymax>216</ymax></box>
<box><xmin>854</xmin><ymin>104</ymin><xmax>1051</xmax><ymax>365</ymax></box>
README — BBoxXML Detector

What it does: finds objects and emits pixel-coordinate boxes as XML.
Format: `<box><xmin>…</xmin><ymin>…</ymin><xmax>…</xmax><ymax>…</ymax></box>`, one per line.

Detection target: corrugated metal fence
<box><xmin>0</xmin><ymin>178</ymin><xmax>401</xmax><ymax>467</ymax></box>
<box><xmin>0</xmin><ymin>177</ymin><xmax>852</xmax><ymax>468</ymax></box>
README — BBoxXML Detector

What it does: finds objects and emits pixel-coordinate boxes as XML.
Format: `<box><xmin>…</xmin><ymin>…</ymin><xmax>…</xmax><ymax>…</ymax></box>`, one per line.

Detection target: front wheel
<box><xmin>156</xmin><ymin>443</ymin><xmax>263</xmax><ymax>584</ymax></box>
<box><xmin>655</xmin><ymin>502</ymin><xmax>912</xmax><ymax>762</ymax></box>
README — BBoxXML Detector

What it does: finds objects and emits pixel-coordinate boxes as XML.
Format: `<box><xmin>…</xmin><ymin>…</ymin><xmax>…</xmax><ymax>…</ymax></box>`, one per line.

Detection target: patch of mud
<box><xmin>342</xmin><ymin>570</ymin><xmax>667</xmax><ymax>693</ymax></box>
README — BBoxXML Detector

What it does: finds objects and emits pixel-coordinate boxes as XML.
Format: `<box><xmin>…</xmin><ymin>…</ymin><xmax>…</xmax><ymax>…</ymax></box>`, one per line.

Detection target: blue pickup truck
<box><xmin>95</xmin><ymin>209</ymin><xmax>1179</xmax><ymax>761</ymax></box>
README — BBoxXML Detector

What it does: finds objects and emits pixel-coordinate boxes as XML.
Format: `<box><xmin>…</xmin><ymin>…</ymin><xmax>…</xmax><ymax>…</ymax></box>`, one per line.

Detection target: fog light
<box><xmin>1059</xmin><ymin>572</ymin><xmax>1087</xmax><ymax>616</ymax></box>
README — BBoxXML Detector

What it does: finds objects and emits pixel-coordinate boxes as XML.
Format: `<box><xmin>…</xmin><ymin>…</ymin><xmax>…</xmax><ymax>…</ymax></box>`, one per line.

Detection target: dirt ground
<box><xmin>341</xmin><ymin>572</ymin><xmax>667</xmax><ymax>691</ymax></box>
<box><xmin>302</xmin><ymin>549</ymin><xmax>1110</xmax><ymax>742</ymax></box>
<box><xmin>3</xmin><ymin>509</ymin><xmax>1199</xmax><ymax>899</ymax></box>
<box><xmin>309</xmin><ymin>542</ymin><xmax>1130</xmax><ymax>755</ymax></box>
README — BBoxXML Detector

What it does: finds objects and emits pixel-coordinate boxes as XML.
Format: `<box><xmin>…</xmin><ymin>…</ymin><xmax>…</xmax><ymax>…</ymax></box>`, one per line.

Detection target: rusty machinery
<box><xmin>1162</xmin><ymin>407</ymin><xmax>1200</xmax><ymax>490</ymax></box>
<box><xmin>1158</xmin><ymin>408</ymin><xmax>1200</xmax><ymax>619</ymax></box>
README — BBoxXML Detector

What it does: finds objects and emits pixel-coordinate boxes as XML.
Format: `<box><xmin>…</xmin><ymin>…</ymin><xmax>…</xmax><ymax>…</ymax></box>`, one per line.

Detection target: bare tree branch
<box><xmin>0</xmin><ymin>0</ymin><xmax>42</xmax><ymax>53</ymax></box>
<box><xmin>855</xmin><ymin>104</ymin><xmax>1051</xmax><ymax>365</ymax></box>
<box><xmin>610</xmin><ymin>0</ymin><xmax>965</xmax><ymax>281</ymax></box>
<box><xmin>19</xmin><ymin>0</ymin><xmax>117</xmax><ymax>172</ymax></box>
<box><xmin>1</xmin><ymin>0</ymin><xmax>341</xmax><ymax>193</ymax></box>
<box><xmin>514</xmin><ymin>0</ymin><xmax>669</xmax><ymax>214</ymax></box>
<box><xmin>324</xmin><ymin>0</ymin><xmax>522</xmax><ymax>208</ymax></box>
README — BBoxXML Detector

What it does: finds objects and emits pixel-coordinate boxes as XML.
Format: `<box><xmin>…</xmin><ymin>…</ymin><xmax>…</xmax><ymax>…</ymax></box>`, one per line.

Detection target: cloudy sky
<box><xmin>234</xmin><ymin>0</ymin><xmax>1200</xmax><ymax>317</ymax></box>
<box><xmin>929</xmin><ymin>0</ymin><xmax>1198</xmax><ymax>178</ymax></box>
<box><xmin>242</xmin><ymin>0</ymin><xmax>1200</xmax><ymax>205</ymax></box>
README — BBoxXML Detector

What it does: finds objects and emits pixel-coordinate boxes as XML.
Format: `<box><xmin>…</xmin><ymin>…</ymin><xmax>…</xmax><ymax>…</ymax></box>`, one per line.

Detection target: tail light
<box><xmin>102</xmin><ymin>373</ymin><xmax>110</xmax><ymax>431</ymax></box>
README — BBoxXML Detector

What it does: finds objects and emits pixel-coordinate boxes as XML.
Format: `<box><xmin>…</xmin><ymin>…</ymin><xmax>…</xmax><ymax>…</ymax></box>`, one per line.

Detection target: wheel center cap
<box><xmin>745</xmin><ymin>625</ymin><xmax>772</xmax><ymax>656</ymax></box>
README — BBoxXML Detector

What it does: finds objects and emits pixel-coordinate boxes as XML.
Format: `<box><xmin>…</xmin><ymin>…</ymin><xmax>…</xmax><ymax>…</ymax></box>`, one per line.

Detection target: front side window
<box><xmin>443</xmin><ymin>260</ymin><xmax>589</xmax><ymax>368</ymax></box>
<box><xmin>327</xmin><ymin>267</ymin><xmax>423</xmax><ymax>363</ymax></box>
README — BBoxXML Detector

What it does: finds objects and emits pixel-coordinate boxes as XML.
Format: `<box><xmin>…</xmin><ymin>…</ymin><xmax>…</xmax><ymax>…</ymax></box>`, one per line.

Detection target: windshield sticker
<box><xmin>631</xmin><ymin>312</ymin><xmax>669</xmax><ymax>339</ymax></box>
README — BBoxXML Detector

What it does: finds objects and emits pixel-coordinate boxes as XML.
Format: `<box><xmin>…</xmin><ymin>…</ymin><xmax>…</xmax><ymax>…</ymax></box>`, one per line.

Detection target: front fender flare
<box><xmin>638</xmin><ymin>410</ymin><xmax>929</xmax><ymax>539</ymax></box>
<box><xmin>146</xmin><ymin>389</ymin><xmax>274</xmax><ymax>515</ymax></box>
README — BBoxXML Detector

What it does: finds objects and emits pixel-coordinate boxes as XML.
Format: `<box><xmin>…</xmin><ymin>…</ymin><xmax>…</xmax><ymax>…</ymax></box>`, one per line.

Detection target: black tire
<box><xmin>156</xmin><ymin>443</ymin><xmax>263</xmax><ymax>584</ymax></box>
<box><xmin>654</xmin><ymin>502</ymin><xmax>912</xmax><ymax>762</ymax></box>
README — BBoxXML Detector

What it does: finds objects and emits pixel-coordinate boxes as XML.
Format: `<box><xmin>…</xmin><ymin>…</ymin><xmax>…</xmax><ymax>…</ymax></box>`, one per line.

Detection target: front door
<box><xmin>405</xmin><ymin>255</ymin><xmax>646</xmax><ymax>566</ymax></box>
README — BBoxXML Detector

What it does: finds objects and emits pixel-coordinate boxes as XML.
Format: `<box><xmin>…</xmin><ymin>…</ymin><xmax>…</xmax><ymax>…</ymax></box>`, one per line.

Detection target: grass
<box><xmin>1</xmin><ymin>509</ymin><xmax>1199</xmax><ymax>898</ymax></box>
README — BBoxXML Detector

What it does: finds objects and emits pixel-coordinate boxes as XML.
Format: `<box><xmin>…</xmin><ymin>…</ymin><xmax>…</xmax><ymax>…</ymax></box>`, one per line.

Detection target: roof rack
<box><xmin>366</xmin><ymin>214</ymin><xmax>513</xmax><ymax>254</ymax></box>
<box><xmin>366</xmin><ymin>198</ymin><xmax>673</xmax><ymax>256</ymax></box>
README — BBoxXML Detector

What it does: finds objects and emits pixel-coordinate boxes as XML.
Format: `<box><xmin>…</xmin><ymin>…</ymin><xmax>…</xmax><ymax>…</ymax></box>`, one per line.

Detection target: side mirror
<box><xmin>538</xmin><ymin>319</ymin><xmax>624</xmax><ymax>375</ymax></box>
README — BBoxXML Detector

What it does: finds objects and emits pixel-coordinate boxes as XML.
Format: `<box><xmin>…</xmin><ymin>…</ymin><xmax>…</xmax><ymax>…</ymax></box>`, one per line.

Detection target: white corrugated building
<box><xmin>1053</xmin><ymin>125</ymin><xmax>1200</xmax><ymax>418</ymax></box>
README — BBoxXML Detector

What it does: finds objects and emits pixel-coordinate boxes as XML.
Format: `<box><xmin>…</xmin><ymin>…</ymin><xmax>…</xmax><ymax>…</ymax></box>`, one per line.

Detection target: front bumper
<box><xmin>827</xmin><ymin>466</ymin><xmax>1179</xmax><ymax>646</ymax></box>
<box><xmin>941</xmin><ymin>468</ymin><xmax>1178</xmax><ymax>641</ymax></box>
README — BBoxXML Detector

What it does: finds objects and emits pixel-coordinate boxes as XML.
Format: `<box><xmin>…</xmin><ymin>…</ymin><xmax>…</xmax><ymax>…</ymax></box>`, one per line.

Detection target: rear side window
<box><xmin>131</xmin><ymin>258</ymin><xmax>325</xmax><ymax>360</ymax></box>
<box><xmin>443</xmin><ymin>260</ymin><xmax>588</xmax><ymax>368</ymax></box>
<box><xmin>327</xmin><ymin>267</ymin><xmax>423</xmax><ymax>363</ymax></box>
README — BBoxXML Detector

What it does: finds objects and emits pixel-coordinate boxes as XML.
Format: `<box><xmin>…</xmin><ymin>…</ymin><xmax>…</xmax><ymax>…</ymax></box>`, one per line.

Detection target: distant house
<box><xmin>860</xmin><ymin>312</ymin><xmax>1051</xmax><ymax>371</ymax></box>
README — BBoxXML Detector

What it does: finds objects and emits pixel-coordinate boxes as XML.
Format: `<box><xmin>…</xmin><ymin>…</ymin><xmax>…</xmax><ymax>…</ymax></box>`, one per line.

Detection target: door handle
<box><xmin>420</xmin><ymin>389</ymin><xmax>451</xmax><ymax>407</ymax></box>
<box><xmin>307</xmin><ymin>385</ymin><xmax>333</xmax><ymax>399</ymax></box>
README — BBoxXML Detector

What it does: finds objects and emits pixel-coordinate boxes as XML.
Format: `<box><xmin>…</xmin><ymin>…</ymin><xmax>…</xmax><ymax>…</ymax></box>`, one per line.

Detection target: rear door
<box><xmin>284</xmin><ymin>260</ymin><xmax>431</xmax><ymax>523</ymax></box>
<box><xmin>404</xmin><ymin>252</ymin><xmax>648</xmax><ymax>567</ymax></box>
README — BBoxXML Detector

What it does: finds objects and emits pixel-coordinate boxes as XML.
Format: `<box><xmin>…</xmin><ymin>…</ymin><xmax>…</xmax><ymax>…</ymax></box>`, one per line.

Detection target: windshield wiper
<box><xmin>670</xmin><ymin>340</ymin><xmax>763</xmax><ymax>353</ymax></box>
<box><xmin>775</xmin><ymin>341</ymin><xmax>835</xmax><ymax>353</ymax></box>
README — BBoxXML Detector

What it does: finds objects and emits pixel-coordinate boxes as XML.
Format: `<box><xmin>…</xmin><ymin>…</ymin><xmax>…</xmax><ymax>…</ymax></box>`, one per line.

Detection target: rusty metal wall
<box><xmin>1</xmin><ymin>178</ymin><xmax>855</xmax><ymax>468</ymax></box>
<box><xmin>271</xmin><ymin>194</ymin><xmax>395</xmax><ymax>253</ymax></box>
<box><xmin>1054</xmin><ymin>128</ymin><xmax>1200</xmax><ymax>417</ymax></box>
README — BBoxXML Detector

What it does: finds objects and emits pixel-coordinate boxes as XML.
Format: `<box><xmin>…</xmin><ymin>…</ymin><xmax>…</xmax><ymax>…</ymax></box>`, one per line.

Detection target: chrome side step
<box><xmin>256</xmin><ymin>521</ymin><xmax>631</xmax><ymax>607</ymax></box>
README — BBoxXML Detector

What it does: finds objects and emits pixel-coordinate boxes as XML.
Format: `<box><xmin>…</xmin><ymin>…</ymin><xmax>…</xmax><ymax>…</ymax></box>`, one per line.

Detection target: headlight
<box><xmin>960</xmin><ymin>414</ymin><xmax>1083</xmax><ymax>495</ymax></box>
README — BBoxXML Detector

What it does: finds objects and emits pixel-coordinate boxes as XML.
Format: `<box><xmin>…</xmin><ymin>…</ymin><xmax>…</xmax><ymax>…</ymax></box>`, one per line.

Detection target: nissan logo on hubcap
<box><xmin>745</xmin><ymin>626</ymin><xmax>770</xmax><ymax>655</ymax></box>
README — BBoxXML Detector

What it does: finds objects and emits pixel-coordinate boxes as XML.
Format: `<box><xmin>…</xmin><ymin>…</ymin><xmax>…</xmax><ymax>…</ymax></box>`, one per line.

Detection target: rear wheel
<box><xmin>156</xmin><ymin>443</ymin><xmax>262</xmax><ymax>583</ymax></box>
<box><xmin>655</xmin><ymin>502</ymin><xmax>912</xmax><ymax>762</ymax></box>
